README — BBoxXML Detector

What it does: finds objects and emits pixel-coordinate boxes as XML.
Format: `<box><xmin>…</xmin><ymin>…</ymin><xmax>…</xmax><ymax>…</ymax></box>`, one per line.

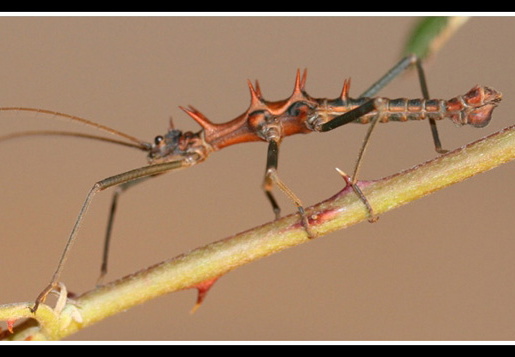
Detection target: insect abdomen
<box><xmin>356</xmin><ymin>98</ymin><xmax>447</xmax><ymax>123</ymax></box>
<box><xmin>348</xmin><ymin>85</ymin><xmax>501</xmax><ymax>127</ymax></box>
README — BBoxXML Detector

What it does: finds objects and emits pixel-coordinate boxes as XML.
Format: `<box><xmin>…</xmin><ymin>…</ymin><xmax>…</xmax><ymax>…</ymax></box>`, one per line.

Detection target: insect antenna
<box><xmin>0</xmin><ymin>130</ymin><xmax>149</xmax><ymax>151</ymax></box>
<box><xmin>0</xmin><ymin>107</ymin><xmax>151</xmax><ymax>150</ymax></box>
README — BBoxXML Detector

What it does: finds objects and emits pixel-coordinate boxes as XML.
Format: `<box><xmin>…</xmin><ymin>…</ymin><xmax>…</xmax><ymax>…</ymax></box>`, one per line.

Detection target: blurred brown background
<box><xmin>0</xmin><ymin>16</ymin><xmax>513</xmax><ymax>341</ymax></box>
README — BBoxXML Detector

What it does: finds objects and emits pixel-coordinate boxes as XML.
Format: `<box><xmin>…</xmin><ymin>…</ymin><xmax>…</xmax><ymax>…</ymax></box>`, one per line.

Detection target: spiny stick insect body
<box><xmin>0</xmin><ymin>55</ymin><xmax>502</xmax><ymax>313</ymax></box>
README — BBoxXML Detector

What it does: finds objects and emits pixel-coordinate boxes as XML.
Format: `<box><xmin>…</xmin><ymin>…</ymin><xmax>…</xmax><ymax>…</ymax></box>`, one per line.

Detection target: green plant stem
<box><xmin>2</xmin><ymin>124</ymin><xmax>514</xmax><ymax>341</ymax></box>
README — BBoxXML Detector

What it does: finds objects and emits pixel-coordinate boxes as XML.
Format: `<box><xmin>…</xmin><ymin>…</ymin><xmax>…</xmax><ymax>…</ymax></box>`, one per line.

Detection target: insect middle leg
<box><xmin>263</xmin><ymin>138</ymin><xmax>314</xmax><ymax>238</ymax></box>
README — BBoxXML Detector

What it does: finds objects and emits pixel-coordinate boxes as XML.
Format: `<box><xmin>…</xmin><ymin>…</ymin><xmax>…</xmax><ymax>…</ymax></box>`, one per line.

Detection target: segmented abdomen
<box><xmin>344</xmin><ymin>85</ymin><xmax>502</xmax><ymax>128</ymax></box>
<box><xmin>352</xmin><ymin>97</ymin><xmax>447</xmax><ymax>123</ymax></box>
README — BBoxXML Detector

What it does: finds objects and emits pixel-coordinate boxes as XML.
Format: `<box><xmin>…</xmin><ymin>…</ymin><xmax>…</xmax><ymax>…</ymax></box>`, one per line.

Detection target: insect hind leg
<box><xmin>361</xmin><ymin>54</ymin><xmax>448</xmax><ymax>153</ymax></box>
<box><xmin>319</xmin><ymin>98</ymin><xmax>386</xmax><ymax>223</ymax></box>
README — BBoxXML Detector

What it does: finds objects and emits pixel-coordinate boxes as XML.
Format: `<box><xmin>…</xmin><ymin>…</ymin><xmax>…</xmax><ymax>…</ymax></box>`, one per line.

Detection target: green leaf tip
<box><xmin>404</xmin><ymin>16</ymin><xmax>470</xmax><ymax>59</ymax></box>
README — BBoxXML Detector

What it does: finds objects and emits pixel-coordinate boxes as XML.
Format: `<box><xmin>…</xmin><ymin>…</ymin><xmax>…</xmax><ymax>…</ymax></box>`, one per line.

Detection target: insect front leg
<box><xmin>31</xmin><ymin>160</ymin><xmax>189</xmax><ymax>313</ymax></box>
<box><xmin>98</xmin><ymin>176</ymin><xmax>156</xmax><ymax>285</ymax></box>
<box><xmin>262</xmin><ymin>138</ymin><xmax>314</xmax><ymax>238</ymax></box>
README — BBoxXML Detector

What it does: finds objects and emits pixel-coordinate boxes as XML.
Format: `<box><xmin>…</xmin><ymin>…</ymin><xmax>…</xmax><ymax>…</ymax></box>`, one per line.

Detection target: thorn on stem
<box><xmin>335</xmin><ymin>168</ymin><xmax>353</xmax><ymax>188</ymax></box>
<box><xmin>190</xmin><ymin>277</ymin><xmax>219</xmax><ymax>314</ymax></box>
<box><xmin>335</xmin><ymin>168</ymin><xmax>379</xmax><ymax>223</ymax></box>
<box><xmin>6</xmin><ymin>318</ymin><xmax>16</xmax><ymax>333</ymax></box>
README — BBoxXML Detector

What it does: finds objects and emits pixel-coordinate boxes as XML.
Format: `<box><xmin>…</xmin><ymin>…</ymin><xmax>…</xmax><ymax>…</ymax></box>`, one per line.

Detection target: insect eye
<box><xmin>154</xmin><ymin>135</ymin><xmax>164</xmax><ymax>145</ymax></box>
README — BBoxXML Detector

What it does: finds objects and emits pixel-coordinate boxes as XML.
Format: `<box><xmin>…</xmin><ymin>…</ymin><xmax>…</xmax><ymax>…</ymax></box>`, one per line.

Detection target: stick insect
<box><xmin>0</xmin><ymin>54</ymin><xmax>502</xmax><ymax>313</ymax></box>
